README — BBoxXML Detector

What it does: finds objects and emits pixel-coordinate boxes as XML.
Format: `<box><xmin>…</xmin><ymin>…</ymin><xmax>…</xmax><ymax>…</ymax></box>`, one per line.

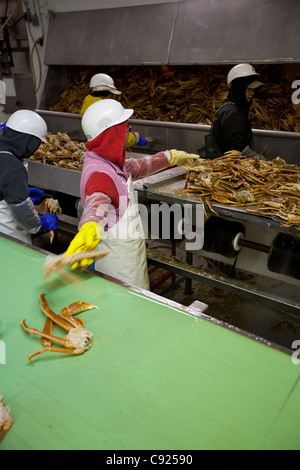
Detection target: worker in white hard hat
<box><xmin>65</xmin><ymin>99</ymin><xmax>199</xmax><ymax>290</ymax></box>
<box><xmin>210</xmin><ymin>63</ymin><xmax>264</xmax><ymax>157</ymax></box>
<box><xmin>80</xmin><ymin>73</ymin><xmax>151</xmax><ymax>149</ymax></box>
<box><xmin>80</xmin><ymin>73</ymin><xmax>122</xmax><ymax>114</ymax></box>
<box><xmin>0</xmin><ymin>110</ymin><xmax>58</xmax><ymax>243</ymax></box>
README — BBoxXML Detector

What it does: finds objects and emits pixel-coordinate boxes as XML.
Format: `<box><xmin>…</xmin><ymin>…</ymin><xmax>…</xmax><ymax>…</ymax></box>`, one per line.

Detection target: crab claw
<box><xmin>59</xmin><ymin>302</ymin><xmax>99</xmax><ymax>328</ymax></box>
<box><xmin>61</xmin><ymin>301</ymin><xmax>98</xmax><ymax>316</ymax></box>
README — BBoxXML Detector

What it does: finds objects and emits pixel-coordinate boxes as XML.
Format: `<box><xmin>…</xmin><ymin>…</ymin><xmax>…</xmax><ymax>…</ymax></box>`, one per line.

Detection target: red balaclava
<box><xmin>85</xmin><ymin>120</ymin><xmax>128</xmax><ymax>168</ymax></box>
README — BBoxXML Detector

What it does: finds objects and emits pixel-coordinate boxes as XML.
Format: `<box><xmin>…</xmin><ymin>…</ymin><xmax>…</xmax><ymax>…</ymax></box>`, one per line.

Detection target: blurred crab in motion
<box><xmin>43</xmin><ymin>249</ymin><xmax>110</xmax><ymax>278</ymax></box>
<box><xmin>21</xmin><ymin>293</ymin><xmax>98</xmax><ymax>364</ymax></box>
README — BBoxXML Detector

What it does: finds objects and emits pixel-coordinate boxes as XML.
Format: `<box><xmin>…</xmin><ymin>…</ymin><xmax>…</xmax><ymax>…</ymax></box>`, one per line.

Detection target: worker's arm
<box><xmin>65</xmin><ymin>174</ymin><xmax>117</xmax><ymax>267</ymax></box>
<box><xmin>3</xmin><ymin>166</ymin><xmax>57</xmax><ymax>234</ymax></box>
<box><xmin>79</xmin><ymin>172</ymin><xmax>119</xmax><ymax>229</ymax></box>
<box><xmin>125</xmin><ymin>150</ymin><xmax>200</xmax><ymax>180</ymax></box>
<box><xmin>66</xmin><ymin>195</ymin><xmax>108</xmax><ymax>267</ymax></box>
<box><xmin>79</xmin><ymin>192</ymin><xmax>112</xmax><ymax>230</ymax></box>
<box><xmin>10</xmin><ymin>198</ymin><xmax>43</xmax><ymax>233</ymax></box>
<box><xmin>9</xmin><ymin>198</ymin><xmax>57</xmax><ymax>234</ymax></box>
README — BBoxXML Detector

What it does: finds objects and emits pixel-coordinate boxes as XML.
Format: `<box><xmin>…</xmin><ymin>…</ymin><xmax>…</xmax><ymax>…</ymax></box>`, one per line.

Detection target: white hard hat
<box><xmin>82</xmin><ymin>99</ymin><xmax>133</xmax><ymax>141</ymax></box>
<box><xmin>89</xmin><ymin>73</ymin><xmax>121</xmax><ymax>95</ymax></box>
<box><xmin>6</xmin><ymin>110</ymin><xmax>47</xmax><ymax>142</ymax></box>
<box><xmin>227</xmin><ymin>63</ymin><xmax>263</xmax><ymax>88</ymax></box>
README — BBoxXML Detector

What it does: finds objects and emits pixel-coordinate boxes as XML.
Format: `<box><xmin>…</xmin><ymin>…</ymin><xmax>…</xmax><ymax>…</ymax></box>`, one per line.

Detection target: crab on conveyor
<box><xmin>0</xmin><ymin>395</ymin><xmax>13</xmax><ymax>441</ymax></box>
<box><xmin>21</xmin><ymin>294</ymin><xmax>99</xmax><ymax>365</ymax></box>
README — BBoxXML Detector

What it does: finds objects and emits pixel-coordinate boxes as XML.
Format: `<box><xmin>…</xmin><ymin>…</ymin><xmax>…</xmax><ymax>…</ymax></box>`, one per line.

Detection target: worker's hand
<box><xmin>39</xmin><ymin>214</ymin><xmax>58</xmax><ymax>231</ymax></box>
<box><xmin>170</xmin><ymin>149</ymin><xmax>200</xmax><ymax>170</ymax></box>
<box><xmin>29</xmin><ymin>187</ymin><xmax>45</xmax><ymax>203</ymax></box>
<box><xmin>137</xmin><ymin>135</ymin><xmax>149</xmax><ymax>147</ymax></box>
<box><xmin>65</xmin><ymin>222</ymin><xmax>104</xmax><ymax>269</ymax></box>
<box><xmin>0</xmin><ymin>121</ymin><xmax>7</xmax><ymax>134</ymax></box>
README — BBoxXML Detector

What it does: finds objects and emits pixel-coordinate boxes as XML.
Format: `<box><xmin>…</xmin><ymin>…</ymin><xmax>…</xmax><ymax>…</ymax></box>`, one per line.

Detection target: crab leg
<box><xmin>60</xmin><ymin>301</ymin><xmax>97</xmax><ymax>327</ymax></box>
<box><xmin>40</xmin><ymin>294</ymin><xmax>84</xmax><ymax>348</ymax></box>
<box><xmin>41</xmin><ymin>301</ymin><xmax>97</xmax><ymax>346</ymax></box>
<box><xmin>21</xmin><ymin>320</ymin><xmax>85</xmax><ymax>365</ymax></box>
<box><xmin>22</xmin><ymin>319</ymin><xmax>68</xmax><ymax>346</ymax></box>
<box><xmin>42</xmin><ymin>316</ymin><xmax>53</xmax><ymax>347</ymax></box>
<box><xmin>39</xmin><ymin>293</ymin><xmax>76</xmax><ymax>331</ymax></box>
<box><xmin>28</xmin><ymin>347</ymin><xmax>84</xmax><ymax>365</ymax></box>
<box><xmin>28</xmin><ymin>347</ymin><xmax>82</xmax><ymax>364</ymax></box>
<box><xmin>49</xmin><ymin>230</ymin><xmax>55</xmax><ymax>244</ymax></box>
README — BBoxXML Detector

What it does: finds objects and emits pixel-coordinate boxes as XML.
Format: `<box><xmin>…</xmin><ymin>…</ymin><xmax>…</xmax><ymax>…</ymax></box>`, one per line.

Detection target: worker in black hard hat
<box><xmin>0</xmin><ymin>110</ymin><xmax>58</xmax><ymax>243</ymax></box>
<box><xmin>211</xmin><ymin>63</ymin><xmax>264</xmax><ymax>157</ymax></box>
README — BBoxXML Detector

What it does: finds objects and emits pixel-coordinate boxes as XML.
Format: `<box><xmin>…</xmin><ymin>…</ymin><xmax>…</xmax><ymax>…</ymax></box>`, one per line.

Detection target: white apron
<box><xmin>95</xmin><ymin>176</ymin><xmax>149</xmax><ymax>290</ymax></box>
<box><xmin>0</xmin><ymin>200</ymin><xmax>31</xmax><ymax>243</ymax></box>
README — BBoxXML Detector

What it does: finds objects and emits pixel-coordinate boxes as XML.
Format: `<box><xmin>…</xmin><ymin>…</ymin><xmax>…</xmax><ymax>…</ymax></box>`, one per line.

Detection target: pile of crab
<box><xmin>184</xmin><ymin>151</ymin><xmax>300</xmax><ymax>229</ymax></box>
<box><xmin>29</xmin><ymin>132</ymin><xmax>86</xmax><ymax>171</ymax></box>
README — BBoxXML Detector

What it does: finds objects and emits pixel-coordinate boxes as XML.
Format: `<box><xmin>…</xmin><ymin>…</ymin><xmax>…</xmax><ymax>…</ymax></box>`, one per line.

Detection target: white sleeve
<box><xmin>10</xmin><ymin>197</ymin><xmax>41</xmax><ymax>234</ymax></box>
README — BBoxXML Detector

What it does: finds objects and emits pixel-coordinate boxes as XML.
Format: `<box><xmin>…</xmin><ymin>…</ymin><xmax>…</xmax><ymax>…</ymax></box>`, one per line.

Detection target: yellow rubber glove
<box><xmin>170</xmin><ymin>149</ymin><xmax>200</xmax><ymax>170</ymax></box>
<box><xmin>65</xmin><ymin>222</ymin><xmax>104</xmax><ymax>269</ymax></box>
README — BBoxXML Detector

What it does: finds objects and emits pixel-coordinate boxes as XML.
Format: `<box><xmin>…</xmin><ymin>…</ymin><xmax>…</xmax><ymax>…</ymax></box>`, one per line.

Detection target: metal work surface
<box><xmin>141</xmin><ymin>168</ymin><xmax>300</xmax><ymax>236</ymax></box>
<box><xmin>147</xmin><ymin>254</ymin><xmax>300</xmax><ymax>317</ymax></box>
<box><xmin>1</xmin><ymin>235</ymin><xmax>300</xmax><ymax>450</ymax></box>
<box><xmin>27</xmin><ymin>160</ymin><xmax>81</xmax><ymax>198</ymax></box>
<box><xmin>36</xmin><ymin>111</ymin><xmax>300</xmax><ymax>164</ymax></box>
<box><xmin>139</xmin><ymin>168</ymin><xmax>300</xmax><ymax>315</ymax></box>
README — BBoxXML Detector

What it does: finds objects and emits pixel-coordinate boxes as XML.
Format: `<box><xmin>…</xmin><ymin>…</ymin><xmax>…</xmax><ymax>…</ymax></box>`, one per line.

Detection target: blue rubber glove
<box><xmin>137</xmin><ymin>135</ymin><xmax>148</xmax><ymax>147</ymax></box>
<box><xmin>39</xmin><ymin>214</ymin><xmax>58</xmax><ymax>231</ymax></box>
<box><xmin>29</xmin><ymin>187</ymin><xmax>45</xmax><ymax>203</ymax></box>
<box><xmin>0</xmin><ymin>122</ymin><xmax>7</xmax><ymax>134</ymax></box>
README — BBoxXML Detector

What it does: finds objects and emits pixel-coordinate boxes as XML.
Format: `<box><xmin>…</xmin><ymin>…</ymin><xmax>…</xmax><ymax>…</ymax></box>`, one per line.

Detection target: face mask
<box><xmin>26</xmin><ymin>135</ymin><xmax>41</xmax><ymax>157</ymax></box>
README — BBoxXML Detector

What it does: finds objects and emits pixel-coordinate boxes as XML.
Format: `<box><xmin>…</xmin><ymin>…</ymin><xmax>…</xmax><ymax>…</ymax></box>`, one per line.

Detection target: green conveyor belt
<box><xmin>0</xmin><ymin>235</ymin><xmax>300</xmax><ymax>450</ymax></box>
